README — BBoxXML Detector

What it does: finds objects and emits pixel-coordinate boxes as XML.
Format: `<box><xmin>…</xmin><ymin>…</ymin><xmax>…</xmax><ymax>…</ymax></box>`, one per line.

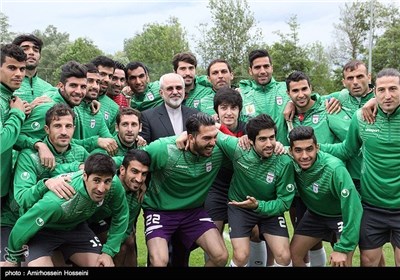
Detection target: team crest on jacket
<box><xmin>20</xmin><ymin>171</ymin><xmax>30</xmax><ymax>180</ymax></box>
<box><xmin>276</xmin><ymin>96</ymin><xmax>283</xmax><ymax>105</ymax></box>
<box><xmin>312</xmin><ymin>115</ymin><xmax>319</xmax><ymax>124</ymax></box>
<box><xmin>266</xmin><ymin>172</ymin><xmax>275</xmax><ymax>183</ymax></box>
<box><xmin>90</xmin><ymin>119</ymin><xmax>96</xmax><ymax>128</ymax></box>
<box><xmin>147</xmin><ymin>92</ymin><xmax>155</xmax><ymax>101</ymax></box>
<box><xmin>35</xmin><ymin>217</ymin><xmax>44</xmax><ymax>227</ymax></box>
<box><xmin>31</xmin><ymin>121</ymin><xmax>41</xmax><ymax>130</ymax></box>
<box><xmin>206</xmin><ymin>162</ymin><xmax>212</xmax><ymax>172</ymax></box>
<box><xmin>312</xmin><ymin>183</ymin><xmax>319</xmax><ymax>193</ymax></box>
<box><xmin>244</xmin><ymin>103</ymin><xmax>255</xmax><ymax>116</ymax></box>
<box><xmin>341</xmin><ymin>189</ymin><xmax>349</xmax><ymax>198</ymax></box>
<box><xmin>193</xmin><ymin>100</ymin><xmax>200</xmax><ymax>108</ymax></box>
<box><xmin>104</xmin><ymin>111</ymin><xmax>109</xmax><ymax>120</ymax></box>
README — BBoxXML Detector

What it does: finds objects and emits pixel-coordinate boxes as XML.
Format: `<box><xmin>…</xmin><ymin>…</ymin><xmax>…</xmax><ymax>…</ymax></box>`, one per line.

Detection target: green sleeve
<box><xmin>101</xmin><ymin>183</ymin><xmax>129</xmax><ymax>257</ymax></box>
<box><xmin>72</xmin><ymin>136</ymin><xmax>98</xmax><ymax>152</ymax></box>
<box><xmin>255</xmin><ymin>158</ymin><xmax>296</xmax><ymax>216</ymax></box>
<box><xmin>215</xmin><ymin>132</ymin><xmax>240</xmax><ymax>158</ymax></box>
<box><xmin>320</xmin><ymin>116</ymin><xmax>362</xmax><ymax>161</ymax></box>
<box><xmin>331</xmin><ymin>166</ymin><xmax>363</xmax><ymax>253</ymax></box>
<box><xmin>13</xmin><ymin>150</ymin><xmax>49</xmax><ymax>212</ymax></box>
<box><xmin>49</xmin><ymin>162</ymin><xmax>83</xmax><ymax>177</ymax></box>
<box><xmin>0</xmin><ymin>108</ymin><xmax>25</xmax><ymax>153</ymax></box>
<box><xmin>6</xmin><ymin>200</ymin><xmax>61</xmax><ymax>263</ymax></box>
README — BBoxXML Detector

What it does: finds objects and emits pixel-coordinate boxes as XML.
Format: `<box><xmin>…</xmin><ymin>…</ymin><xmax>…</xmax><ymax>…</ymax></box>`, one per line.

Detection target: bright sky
<box><xmin>1</xmin><ymin>0</ymin><xmax>359</xmax><ymax>55</ymax></box>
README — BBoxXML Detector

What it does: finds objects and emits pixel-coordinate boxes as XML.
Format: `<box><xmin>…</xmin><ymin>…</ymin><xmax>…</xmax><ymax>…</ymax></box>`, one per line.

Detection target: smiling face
<box><xmin>188</xmin><ymin>124</ymin><xmax>218</xmax><ymax>157</ymax></box>
<box><xmin>127</xmin><ymin>67</ymin><xmax>149</xmax><ymax>95</ymax></box>
<box><xmin>251</xmin><ymin>128</ymin><xmax>276</xmax><ymax>159</ymax></box>
<box><xmin>249</xmin><ymin>56</ymin><xmax>273</xmax><ymax>86</ymax></box>
<box><xmin>59</xmin><ymin>77</ymin><xmax>87</xmax><ymax>107</ymax></box>
<box><xmin>83</xmin><ymin>173</ymin><xmax>113</xmax><ymax>203</ymax></box>
<box><xmin>287</xmin><ymin>79</ymin><xmax>313</xmax><ymax>113</ymax></box>
<box><xmin>119</xmin><ymin>160</ymin><xmax>149</xmax><ymax>193</ymax></box>
<box><xmin>290</xmin><ymin>138</ymin><xmax>318</xmax><ymax>170</ymax></box>
<box><xmin>159</xmin><ymin>74</ymin><xmax>185</xmax><ymax>109</ymax></box>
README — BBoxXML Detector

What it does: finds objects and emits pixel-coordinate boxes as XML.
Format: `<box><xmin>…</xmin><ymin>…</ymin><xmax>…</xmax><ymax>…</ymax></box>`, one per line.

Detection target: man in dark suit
<box><xmin>140</xmin><ymin>73</ymin><xmax>198</xmax><ymax>144</ymax></box>
<box><xmin>139</xmin><ymin>73</ymin><xmax>198</xmax><ymax>267</ymax></box>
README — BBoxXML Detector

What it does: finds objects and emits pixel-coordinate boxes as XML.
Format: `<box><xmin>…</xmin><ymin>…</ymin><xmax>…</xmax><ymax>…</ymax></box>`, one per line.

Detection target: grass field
<box><xmin>135</xmin><ymin>211</ymin><xmax>395</xmax><ymax>267</ymax></box>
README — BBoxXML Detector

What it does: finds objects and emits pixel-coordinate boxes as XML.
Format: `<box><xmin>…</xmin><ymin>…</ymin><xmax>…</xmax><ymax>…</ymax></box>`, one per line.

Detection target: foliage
<box><xmin>307</xmin><ymin>42</ymin><xmax>339</xmax><ymax>95</ymax></box>
<box><xmin>123</xmin><ymin>16</ymin><xmax>189</xmax><ymax>81</ymax></box>
<box><xmin>372</xmin><ymin>24</ymin><xmax>400</xmax><ymax>73</ymax></box>
<box><xmin>33</xmin><ymin>26</ymin><xmax>71</xmax><ymax>85</ymax></box>
<box><xmin>330</xmin><ymin>0</ymin><xmax>400</xmax><ymax>67</ymax></box>
<box><xmin>49</xmin><ymin>37</ymin><xmax>103</xmax><ymax>85</ymax></box>
<box><xmin>269</xmin><ymin>15</ymin><xmax>312</xmax><ymax>83</ymax></box>
<box><xmin>0</xmin><ymin>12</ymin><xmax>15</xmax><ymax>44</ymax></box>
<box><xmin>111</xmin><ymin>51</ymin><xmax>130</xmax><ymax>66</ymax></box>
<box><xmin>195</xmin><ymin>0</ymin><xmax>262</xmax><ymax>80</ymax></box>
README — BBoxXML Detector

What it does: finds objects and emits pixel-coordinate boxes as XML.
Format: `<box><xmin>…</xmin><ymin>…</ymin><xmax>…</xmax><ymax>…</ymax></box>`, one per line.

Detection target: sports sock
<box><xmin>309</xmin><ymin>247</ymin><xmax>327</xmax><ymax>267</ymax></box>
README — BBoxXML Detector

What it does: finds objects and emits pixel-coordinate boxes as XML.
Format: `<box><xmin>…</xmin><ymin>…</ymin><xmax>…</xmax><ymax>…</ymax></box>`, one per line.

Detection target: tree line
<box><xmin>1</xmin><ymin>0</ymin><xmax>399</xmax><ymax>94</ymax></box>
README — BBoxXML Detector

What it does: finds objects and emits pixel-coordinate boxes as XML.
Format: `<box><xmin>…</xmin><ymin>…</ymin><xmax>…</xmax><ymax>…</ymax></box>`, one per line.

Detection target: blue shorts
<box><xmin>143</xmin><ymin>207</ymin><xmax>217</xmax><ymax>250</ymax></box>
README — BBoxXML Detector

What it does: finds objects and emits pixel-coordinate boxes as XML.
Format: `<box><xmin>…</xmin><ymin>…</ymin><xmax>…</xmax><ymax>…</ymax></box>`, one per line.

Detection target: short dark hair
<box><xmin>213</xmin><ymin>87</ymin><xmax>242</xmax><ymax>114</ymax></box>
<box><xmin>126</xmin><ymin>61</ymin><xmax>149</xmax><ymax>75</ymax></box>
<box><xmin>114</xmin><ymin>61</ymin><xmax>127</xmax><ymax>78</ymax></box>
<box><xmin>1</xmin><ymin>44</ymin><xmax>27</xmax><ymax>65</ymax></box>
<box><xmin>12</xmin><ymin>34</ymin><xmax>43</xmax><ymax>53</ymax></box>
<box><xmin>289</xmin><ymin>126</ymin><xmax>317</xmax><ymax>148</ymax></box>
<box><xmin>246</xmin><ymin>114</ymin><xmax>276</xmax><ymax>143</ymax></box>
<box><xmin>84</xmin><ymin>62</ymin><xmax>99</xmax><ymax>74</ymax></box>
<box><xmin>186</xmin><ymin>112</ymin><xmax>215</xmax><ymax>136</ymax></box>
<box><xmin>376</xmin><ymin>68</ymin><xmax>400</xmax><ymax>83</ymax></box>
<box><xmin>285</xmin><ymin>71</ymin><xmax>311</xmax><ymax>91</ymax></box>
<box><xmin>60</xmin><ymin>61</ymin><xmax>87</xmax><ymax>84</ymax></box>
<box><xmin>342</xmin><ymin>60</ymin><xmax>367</xmax><ymax>76</ymax></box>
<box><xmin>116</xmin><ymin>107</ymin><xmax>141</xmax><ymax>125</ymax></box>
<box><xmin>121</xmin><ymin>149</ymin><xmax>151</xmax><ymax>169</ymax></box>
<box><xmin>248</xmin><ymin>49</ymin><xmax>272</xmax><ymax>67</ymax></box>
<box><xmin>90</xmin><ymin>55</ymin><xmax>115</xmax><ymax>69</ymax></box>
<box><xmin>45</xmin><ymin>103</ymin><xmax>76</xmax><ymax>127</ymax></box>
<box><xmin>207</xmin><ymin>59</ymin><xmax>232</xmax><ymax>76</ymax></box>
<box><xmin>172</xmin><ymin>52</ymin><xmax>197</xmax><ymax>71</ymax></box>
<box><xmin>84</xmin><ymin>153</ymin><xmax>116</xmax><ymax>177</ymax></box>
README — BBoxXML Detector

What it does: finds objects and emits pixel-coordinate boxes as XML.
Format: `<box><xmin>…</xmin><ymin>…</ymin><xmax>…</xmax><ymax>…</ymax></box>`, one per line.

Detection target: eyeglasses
<box><xmin>164</xmin><ymin>86</ymin><xmax>184</xmax><ymax>92</ymax></box>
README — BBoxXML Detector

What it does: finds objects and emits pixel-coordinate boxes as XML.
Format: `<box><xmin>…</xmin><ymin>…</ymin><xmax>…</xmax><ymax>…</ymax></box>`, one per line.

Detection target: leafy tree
<box><xmin>269</xmin><ymin>15</ymin><xmax>312</xmax><ymax>82</ymax></box>
<box><xmin>330</xmin><ymin>0</ymin><xmax>400</xmax><ymax>66</ymax></box>
<box><xmin>372</xmin><ymin>24</ymin><xmax>400</xmax><ymax>73</ymax></box>
<box><xmin>0</xmin><ymin>12</ymin><xmax>15</xmax><ymax>44</ymax></box>
<box><xmin>111</xmin><ymin>51</ymin><xmax>130</xmax><ymax>66</ymax></box>
<box><xmin>307</xmin><ymin>42</ymin><xmax>339</xmax><ymax>95</ymax></box>
<box><xmin>195</xmin><ymin>0</ymin><xmax>262</xmax><ymax>80</ymax></box>
<box><xmin>123</xmin><ymin>16</ymin><xmax>189</xmax><ymax>81</ymax></box>
<box><xmin>50</xmin><ymin>37</ymin><xmax>103</xmax><ymax>84</ymax></box>
<box><xmin>33</xmin><ymin>26</ymin><xmax>71</xmax><ymax>85</ymax></box>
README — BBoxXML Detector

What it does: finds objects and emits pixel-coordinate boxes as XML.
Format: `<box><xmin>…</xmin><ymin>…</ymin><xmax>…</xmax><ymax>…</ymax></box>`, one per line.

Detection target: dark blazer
<box><xmin>140</xmin><ymin>103</ymin><xmax>199</xmax><ymax>143</ymax></box>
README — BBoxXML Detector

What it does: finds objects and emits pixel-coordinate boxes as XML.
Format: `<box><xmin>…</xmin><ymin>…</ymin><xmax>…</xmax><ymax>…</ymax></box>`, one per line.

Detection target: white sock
<box><xmin>309</xmin><ymin>247</ymin><xmax>326</xmax><ymax>267</ymax></box>
<box><xmin>248</xmin><ymin>241</ymin><xmax>267</xmax><ymax>267</ymax></box>
<box><xmin>230</xmin><ymin>259</ymin><xmax>238</xmax><ymax>267</ymax></box>
<box><xmin>273</xmin><ymin>260</ymin><xmax>292</xmax><ymax>267</ymax></box>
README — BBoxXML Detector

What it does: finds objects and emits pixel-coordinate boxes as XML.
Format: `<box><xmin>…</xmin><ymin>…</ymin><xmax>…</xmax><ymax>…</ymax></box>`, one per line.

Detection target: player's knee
<box><xmin>273</xmin><ymin>250</ymin><xmax>291</xmax><ymax>266</ymax></box>
<box><xmin>211</xmin><ymin>248</ymin><xmax>229</xmax><ymax>267</ymax></box>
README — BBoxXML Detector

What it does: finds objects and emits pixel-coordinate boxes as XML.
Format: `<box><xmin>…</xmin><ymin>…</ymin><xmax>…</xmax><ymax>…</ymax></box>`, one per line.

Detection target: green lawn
<box><xmin>135</xmin><ymin>211</ymin><xmax>395</xmax><ymax>267</ymax></box>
